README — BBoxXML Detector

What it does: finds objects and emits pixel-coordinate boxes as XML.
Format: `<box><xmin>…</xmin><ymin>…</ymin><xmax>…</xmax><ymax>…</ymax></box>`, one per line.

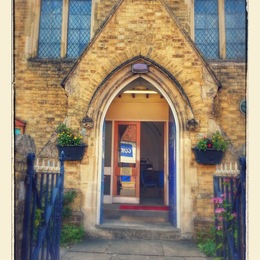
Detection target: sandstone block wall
<box><xmin>14</xmin><ymin>0</ymin><xmax>247</xmax><ymax>237</ymax></box>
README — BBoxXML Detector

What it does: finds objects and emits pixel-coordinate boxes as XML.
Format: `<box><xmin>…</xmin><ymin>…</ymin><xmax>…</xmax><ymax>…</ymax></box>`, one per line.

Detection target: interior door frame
<box><xmin>112</xmin><ymin>121</ymin><xmax>141</xmax><ymax>204</ymax></box>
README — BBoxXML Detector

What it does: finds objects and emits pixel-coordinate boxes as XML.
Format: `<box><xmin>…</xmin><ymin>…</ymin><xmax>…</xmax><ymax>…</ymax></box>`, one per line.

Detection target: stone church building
<box><xmin>14</xmin><ymin>0</ymin><xmax>247</xmax><ymax>239</ymax></box>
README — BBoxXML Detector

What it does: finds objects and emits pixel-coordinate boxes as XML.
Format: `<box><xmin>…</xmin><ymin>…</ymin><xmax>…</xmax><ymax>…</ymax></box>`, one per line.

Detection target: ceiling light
<box><xmin>124</xmin><ymin>90</ymin><xmax>158</xmax><ymax>94</ymax></box>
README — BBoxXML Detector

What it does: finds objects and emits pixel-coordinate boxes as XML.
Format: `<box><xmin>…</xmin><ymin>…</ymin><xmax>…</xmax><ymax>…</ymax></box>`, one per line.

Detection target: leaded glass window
<box><xmin>225</xmin><ymin>0</ymin><xmax>247</xmax><ymax>59</ymax></box>
<box><xmin>38</xmin><ymin>0</ymin><xmax>63</xmax><ymax>58</ymax></box>
<box><xmin>195</xmin><ymin>0</ymin><xmax>219</xmax><ymax>59</ymax></box>
<box><xmin>38</xmin><ymin>0</ymin><xmax>92</xmax><ymax>59</ymax></box>
<box><xmin>67</xmin><ymin>0</ymin><xmax>92</xmax><ymax>58</ymax></box>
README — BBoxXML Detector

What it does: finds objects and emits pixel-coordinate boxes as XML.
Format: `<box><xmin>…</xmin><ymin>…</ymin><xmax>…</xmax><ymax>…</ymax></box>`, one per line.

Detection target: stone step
<box><xmin>104</xmin><ymin>205</ymin><xmax>169</xmax><ymax>223</ymax></box>
<box><xmin>95</xmin><ymin>221</ymin><xmax>181</xmax><ymax>240</ymax></box>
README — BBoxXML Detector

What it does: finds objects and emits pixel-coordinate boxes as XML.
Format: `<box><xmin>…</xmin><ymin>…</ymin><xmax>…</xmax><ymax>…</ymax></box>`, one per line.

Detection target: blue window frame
<box><xmin>225</xmin><ymin>0</ymin><xmax>247</xmax><ymax>59</ymax></box>
<box><xmin>67</xmin><ymin>0</ymin><xmax>92</xmax><ymax>58</ymax></box>
<box><xmin>38</xmin><ymin>0</ymin><xmax>63</xmax><ymax>58</ymax></box>
<box><xmin>195</xmin><ymin>0</ymin><xmax>219</xmax><ymax>59</ymax></box>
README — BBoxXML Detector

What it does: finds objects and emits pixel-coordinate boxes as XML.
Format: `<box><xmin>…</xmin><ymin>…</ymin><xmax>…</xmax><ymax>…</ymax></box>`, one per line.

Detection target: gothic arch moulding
<box><xmin>84</xmin><ymin>56</ymin><xmax>198</xmax><ymax>131</ymax></box>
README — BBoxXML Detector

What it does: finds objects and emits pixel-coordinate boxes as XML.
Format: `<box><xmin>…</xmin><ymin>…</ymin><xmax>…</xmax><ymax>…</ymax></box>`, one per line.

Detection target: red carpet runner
<box><xmin>119</xmin><ymin>205</ymin><xmax>169</xmax><ymax>211</ymax></box>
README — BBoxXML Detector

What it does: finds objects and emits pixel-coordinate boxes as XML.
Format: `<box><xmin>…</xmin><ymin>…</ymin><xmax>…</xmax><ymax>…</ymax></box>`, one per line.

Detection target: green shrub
<box><xmin>197</xmin><ymin>238</ymin><xmax>216</xmax><ymax>257</ymax></box>
<box><xmin>196</xmin><ymin>225</ymin><xmax>217</xmax><ymax>257</ymax></box>
<box><xmin>62</xmin><ymin>189</ymin><xmax>77</xmax><ymax>219</ymax></box>
<box><xmin>60</xmin><ymin>225</ymin><xmax>85</xmax><ymax>246</ymax></box>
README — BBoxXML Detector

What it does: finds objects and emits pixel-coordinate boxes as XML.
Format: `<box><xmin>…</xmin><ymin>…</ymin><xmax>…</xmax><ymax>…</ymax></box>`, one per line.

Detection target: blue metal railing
<box><xmin>21</xmin><ymin>152</ymin><xmax>65</xmax><ymax>260</ymax></box>
<box><xmin>213</xmin><ymin>157</ymin><xmax>246</xmax><ymax>260</ymax></box>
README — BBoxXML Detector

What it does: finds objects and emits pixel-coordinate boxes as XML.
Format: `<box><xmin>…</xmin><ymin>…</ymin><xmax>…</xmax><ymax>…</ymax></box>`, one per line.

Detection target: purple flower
<box><xmin>215</xmin><ymin>208</ymin><xmax>225</xmax><ymax>214</ymax></box>
<box><xmin>211</xmin><ymin>197</ymin><xmax>223</xmax><ymax>204</ymax></box>
<box><xmin>231</xmin><ymin>212</ymin><xmax>237</xmax><ymax>218</ymax></box>
<box><xmin>224</xmin><ymin>178</ymin><xmax>230</xmax><ymax>183</ymax></box>
<box><xmin>217</xmin><ymin>225</ymin><xmax>222</xmax><ymax>230</ymax></box>
<box><xmin>218</xmin><ymin>216</ymin><xmax>223</xmax><ymax>221</ymax></box>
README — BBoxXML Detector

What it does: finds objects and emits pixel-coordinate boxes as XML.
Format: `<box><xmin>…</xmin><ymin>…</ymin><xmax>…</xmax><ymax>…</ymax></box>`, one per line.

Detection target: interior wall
<box><xmin>106</xmin><ymin>94</ymin><xmax>169</xmax><ymax>121</ymax></box>
<box><xmin>141</xmin><ymin>122</ymin><xmax>164</xmax><ymax>171</ymax></box>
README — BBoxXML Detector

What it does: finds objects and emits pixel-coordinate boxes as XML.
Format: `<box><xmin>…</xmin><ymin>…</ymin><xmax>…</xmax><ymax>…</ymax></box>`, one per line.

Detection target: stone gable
<box><xmin>63</xmin><ymin>0</ymin><xmax>219</xmax><ymax>133</ymax></box>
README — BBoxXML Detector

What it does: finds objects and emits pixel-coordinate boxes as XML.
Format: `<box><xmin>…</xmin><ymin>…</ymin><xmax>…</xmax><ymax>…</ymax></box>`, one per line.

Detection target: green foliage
<box><xmin>63</xmin><ymin>189</ymin><xmax>77</xmax><ymax>206</ymax></box>
<box><xmin>60</xmin><ymin>225</ymin><xmax>85</xmax><ymax>246</ymax></box>
<box><xmin>57</xmin><ymin>123</ymin><xmax>83</xmax><ymax>146</ymax></box>
<box><xmin>34</xmin><ymin>208</ymin><xmax>44</xmax><ymax>229</ymax></box>
<box><xmin>211</xmin><ymin>132</ymin><xmax>228</xmax><ymax>151</ymax></box>
<box><xmin>198</xmin><ymin>239</ymin><xmax>216</xmax><ymax>257</ymax></box>
<box><xmin>62</xmin><ymin>206</ymin><xmax>73</xmax><ymax>219</ymax></box>
<box><xmin>62</xmin><ymin>189</ymin><xmax>77</xmax><ymax>219</ymax></box>
<box><xmin>196</xmin><ymin>131</ymin><xmax>228</xmax><ymax>152</ymax></box>
<box><xmin>60</xmin><ymin>189</ymin><xmax>85</xmax><ymax>246</ymax></box>
<box><xmin>197</xmin><ymin>137</ymin><xmax>211</xmax><ymax>151</ymax></box>
<box><xmin>197</xmin><ymin>225</ymin><xmax>217</xmax><ymax>257</ymax></box>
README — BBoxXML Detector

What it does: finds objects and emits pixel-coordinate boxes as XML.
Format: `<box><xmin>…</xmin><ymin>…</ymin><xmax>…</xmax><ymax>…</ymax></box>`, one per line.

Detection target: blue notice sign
<box><xmin>120</xmin><ymin>143</ymin><xmax>133</xmax><ymax>158</ymax></box>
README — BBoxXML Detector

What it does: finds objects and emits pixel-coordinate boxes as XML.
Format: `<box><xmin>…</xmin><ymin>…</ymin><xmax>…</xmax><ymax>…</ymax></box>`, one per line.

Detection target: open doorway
<box><xmin>140</xmin><ymin>122</ymin><xmax>164</xmax><ymax>206</ymax></box>
<box><xmin>101</xmin><ymin>80</ymin><xmax>177</xmax><ymax>226</ymax></box>
<box><xmin>103</xmin><ymin>120</ymin><xmax>166</xmax><ymax>206</ymax></box>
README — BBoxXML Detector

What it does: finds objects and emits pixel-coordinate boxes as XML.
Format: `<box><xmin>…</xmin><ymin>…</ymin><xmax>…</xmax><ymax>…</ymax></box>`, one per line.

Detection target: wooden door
<box><xmin>113</xmin><ymin>121</ymin><xmax>140</xmax><ymax>204</ymax></box>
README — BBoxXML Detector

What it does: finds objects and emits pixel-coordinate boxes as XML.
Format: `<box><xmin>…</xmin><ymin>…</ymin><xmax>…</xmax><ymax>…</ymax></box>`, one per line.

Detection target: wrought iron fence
<box><xmin>213</xmin><ymin>157</ymin><xmax>246</xmax><ymax>260</ymax></box>
<box><xmin>21</xmin><ymin>152</ymin><xmax>65</xmax><ymax>260</ymax></box>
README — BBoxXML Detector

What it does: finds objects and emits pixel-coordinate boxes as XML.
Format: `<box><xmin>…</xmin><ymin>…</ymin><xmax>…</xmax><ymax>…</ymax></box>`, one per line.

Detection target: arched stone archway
<box><xmin>86</xmin><ymin>56</ymin><xmax>197</xmax><ymax>126</ymax></box>
<box><xmin>77</xmin><ymin>57</ymin><xmax>201</xmax><ymax>236</ymax></box>
<box><xmin>62</xmin><ymin>38</ymin><xmax>221</xmax><ymax>237</ymax></box>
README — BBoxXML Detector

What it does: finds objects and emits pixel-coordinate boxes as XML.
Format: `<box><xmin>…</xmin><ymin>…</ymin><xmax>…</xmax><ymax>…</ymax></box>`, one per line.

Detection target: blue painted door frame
<box><xmin>168</xmin><ymin>110</ymin><xmax>177</xmax><ymax>226</ymax></box>
<box><xmin>99</xmin><ymin>120</ymin><xmax>105</xmax><ymax>224</ymax></box>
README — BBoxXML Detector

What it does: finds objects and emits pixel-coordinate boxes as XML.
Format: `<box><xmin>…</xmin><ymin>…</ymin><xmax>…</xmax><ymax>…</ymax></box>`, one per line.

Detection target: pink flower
<box><xmin>215</xmin><ymin>208</ymin><xmax>225</xmax><ymax>214</ymax></box>
<box><xmin>218</xmin><ymin>216</ymin><xmax>223</xmax><ymax>221</ymax></box>
<box><xmin>217</xmin><ymin>225</ymin><xmax>222</xmax><ymax>230</ymax></box>
<box><xmin>211</xmin><ymin>197</ymin><xmax>223</xmax><ymax>204</ymax></box>
<box><xmin>224</xmin><ymin>178</ymin><xmax>230</xmax><ymax>183</ymax></box>
<box><xmin>231</xmin><ymin>212</ymin><xmax>237</xmax><ymax>218</ymax></box>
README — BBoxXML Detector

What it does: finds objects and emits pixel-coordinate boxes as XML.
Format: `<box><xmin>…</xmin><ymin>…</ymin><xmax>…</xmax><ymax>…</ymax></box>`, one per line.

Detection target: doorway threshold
<box><xmin>103</xmin><ymin>203</ymin><xmax>169</xmax><ymax>224</ymax></box>
<box><xmin>96</xmin><ymin>220</ymin><xmax>180</xmax><ymax>240</ymax></box>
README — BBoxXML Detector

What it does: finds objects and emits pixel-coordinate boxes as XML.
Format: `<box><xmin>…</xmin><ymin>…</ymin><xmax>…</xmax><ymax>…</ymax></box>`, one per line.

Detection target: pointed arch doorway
<box><xmin>99</xmin><ymin>78</ymin><xmax>179</xmax><ymax>227</ymax></box>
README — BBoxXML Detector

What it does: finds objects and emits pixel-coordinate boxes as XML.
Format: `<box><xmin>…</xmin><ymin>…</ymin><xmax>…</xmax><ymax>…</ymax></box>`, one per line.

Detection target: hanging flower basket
<box><xmin>192</xmin><ymin>147</ymin><xmax>224</xmax><ymax>165</ymax></box>
<box><xmin>56</xmin><ymin>123</ymin><xmax>87</xmax><ymax>161</ymax></box>
<box><xmin>192</xmin><ymin>131</ymin><xmax>228</xmax><ymax>165</ymax></box>
<box><xmin>57</xmin><ymin>145</ymin><xmax>87</xmax><ymax>161</ymax></box>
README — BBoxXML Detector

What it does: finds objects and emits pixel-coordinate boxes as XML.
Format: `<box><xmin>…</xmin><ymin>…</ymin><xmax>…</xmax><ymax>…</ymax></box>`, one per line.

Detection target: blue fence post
<box><xmin>21</xmin><ymin>153</ymin><xmax>35</xmax><ymax>260</ymax></box>
<box><xmin>240</xmin><ymin>156</ymin><xmax>246</xmax><ymax>260</ymax></box>
<box><xmin>54</xmin><ymin>151</ymin><xmax>65</xmax><ymax>259</ymax></box>
<box><xmin>213</xmin><ymin>157</ymin><xmax>246</xmax><ymax>260</ymax></box>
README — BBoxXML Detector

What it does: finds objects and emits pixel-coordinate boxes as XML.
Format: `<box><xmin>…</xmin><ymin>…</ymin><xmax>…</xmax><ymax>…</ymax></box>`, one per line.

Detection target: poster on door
<box><xmin>120</xmin><ymin>142</ymin><xmax>136</xmax><ymax>163</ymax></box>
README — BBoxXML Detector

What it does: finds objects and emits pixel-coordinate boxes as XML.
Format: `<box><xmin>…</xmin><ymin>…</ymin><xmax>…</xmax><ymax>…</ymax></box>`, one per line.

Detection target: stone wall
<box><xmin>211</xmin><ymin>62</ymin><xmax>246</xmax><ymax>157</ymax></box>
<box><xmin>94</xmin><ymin>0</ymin><xmax>190</xmax><ymax>35</ymax></box>
<box><xmin>193</xmin><ymin>62</ymin><xmax>246</xmax><ymax>236</ymax></box>
<box><xmin>14</xmin><ymin>0</ymin><xmax>74</xmax><ymax>152</ymax></box>
<box><xmin>14</xmin><ymin>0</ymin><xmax>247</xmax><ymax>238</ymax></box>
